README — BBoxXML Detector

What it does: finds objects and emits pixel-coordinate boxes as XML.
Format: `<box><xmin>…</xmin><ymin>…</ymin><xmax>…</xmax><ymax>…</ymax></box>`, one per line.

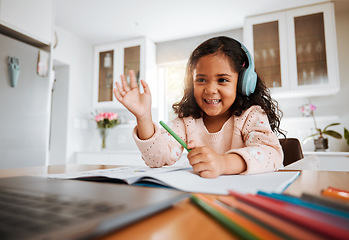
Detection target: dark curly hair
<box><xmin>172</xmin><ymin>36</ymin><xmax>284</xmax><ymax>136</ymax></box>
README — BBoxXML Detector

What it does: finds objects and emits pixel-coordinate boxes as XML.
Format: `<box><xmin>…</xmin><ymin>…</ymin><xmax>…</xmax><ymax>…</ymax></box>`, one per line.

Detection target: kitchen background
<box><xmin>0</xmin><ymin>0</ymin><xmax>348</xmax><ymax>169</ymax></box>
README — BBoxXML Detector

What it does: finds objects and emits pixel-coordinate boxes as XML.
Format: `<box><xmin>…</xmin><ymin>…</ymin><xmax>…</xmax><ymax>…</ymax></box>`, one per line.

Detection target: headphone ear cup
<box><xmin>239</xmin><ymin>42</ymin><xmax>258</xmax><ymax>96</ymax></box>
<box><xmin>238</xmin><ymin>68</ymin><xmax>257</xmax><ymax>96</ymax></box>
<box><xmin>238</xmin><ymin>69</ymin><xmax>246</xmax><ymax>95</ymax></box>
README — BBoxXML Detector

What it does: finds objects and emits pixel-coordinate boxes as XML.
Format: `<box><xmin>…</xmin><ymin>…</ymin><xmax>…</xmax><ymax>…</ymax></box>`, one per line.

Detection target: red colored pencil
<box><xmin>218</xmin><ymin>195</ymin><xmax>327</xmax><ymax>240</ymax></box>
<box><xmin>229</xmin><ymin>190</ymin><xmax>349</xmax><ymax>240</ymax></box>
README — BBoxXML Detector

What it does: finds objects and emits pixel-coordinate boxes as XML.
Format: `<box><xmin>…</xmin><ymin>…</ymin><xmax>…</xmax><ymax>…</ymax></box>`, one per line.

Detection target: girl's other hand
<box><xmin>187</xmin><ymin>140</ymin><xmax>225</xmax><ymax>178</ymax></box>
<box><xmin>187</xmin><ymin>140</ymin><xmax>246</xmax><ymax>178</ymax></box>
<box><xmin>114</xmin><ymin>70</ymin><xmax>152</xmax><ymax>120</ymax></box>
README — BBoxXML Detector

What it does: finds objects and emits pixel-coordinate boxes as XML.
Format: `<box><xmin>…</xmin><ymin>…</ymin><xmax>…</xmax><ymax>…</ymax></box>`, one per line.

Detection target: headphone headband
<box><xmin>240</xmin><ymin>43</ymin><xmax>255</xmax><ymax>70</ymax></box>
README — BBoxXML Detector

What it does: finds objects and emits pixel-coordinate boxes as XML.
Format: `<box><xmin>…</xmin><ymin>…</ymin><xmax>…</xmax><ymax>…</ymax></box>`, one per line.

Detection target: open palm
<box><xmin>114</xmin><ymin>70</ymin><xmax>151</xmax><ymax>119</ymax></box>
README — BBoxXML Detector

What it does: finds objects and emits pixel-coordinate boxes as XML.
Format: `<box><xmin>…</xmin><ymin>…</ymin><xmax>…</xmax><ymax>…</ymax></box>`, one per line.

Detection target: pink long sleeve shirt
<box><xmin>132</xmin><ymin>105</ymin><xmax>283</xmax><ymax>175</ymax></box>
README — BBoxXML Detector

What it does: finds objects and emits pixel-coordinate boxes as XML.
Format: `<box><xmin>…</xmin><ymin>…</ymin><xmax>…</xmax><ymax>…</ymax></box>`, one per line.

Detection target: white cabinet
<box><xmin>93</xmin><ymin>37</ymin><xmax>157</xmax><ymax>109</ymax></box>
<box><xmin>244</xmin><ymin>2</ymin><xmax>339</xmax><ymax>99</ymax></box>
<box><xmin>0</xmin><ymin>0</ymin><xmax>54</xmax><ymax>46</ymax></box>
<box><xmin>303</xmin><ymin>152</ymin><xmax>349</xmax><ymax>171</ymax></box>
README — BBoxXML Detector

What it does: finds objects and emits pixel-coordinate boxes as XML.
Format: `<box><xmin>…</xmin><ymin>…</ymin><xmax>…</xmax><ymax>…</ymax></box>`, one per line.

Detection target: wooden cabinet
<box><xmin>93</xmin><ymin>37</ymin><xmax>157</xmax><ymax>109</ymax></box>
<box><xmin>0</xmin><ymin>0</ymin><xmax>54</xmax><ymax>47</ymax></box>
<box><xmin>244</xmin><ymin>2</ymin><xmax>339</xmax><ymax>98</ymax></box>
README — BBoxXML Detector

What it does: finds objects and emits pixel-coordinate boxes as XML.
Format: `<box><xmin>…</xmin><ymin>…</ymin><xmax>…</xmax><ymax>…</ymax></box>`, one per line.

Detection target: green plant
<box><xmin>345</xmin><ymin>128</ymin><xmax>349</xmax><ymax>145</ymax></box>
<box><xmin>300</xmin><ymin>103</ymin><xmax>342</xmax><ymax>142</ymax></box>
<box><xmin>303</xmin><ymin>123</ymin><xmax>343</xmax><ymax>142</ymax></box>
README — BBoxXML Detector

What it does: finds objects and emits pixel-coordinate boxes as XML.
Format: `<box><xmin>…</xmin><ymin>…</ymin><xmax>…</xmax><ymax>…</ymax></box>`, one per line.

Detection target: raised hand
<box><xmin>114</xmin><ymin>70</ymin><xmax>152</xmax><ymax>120</ymax></box>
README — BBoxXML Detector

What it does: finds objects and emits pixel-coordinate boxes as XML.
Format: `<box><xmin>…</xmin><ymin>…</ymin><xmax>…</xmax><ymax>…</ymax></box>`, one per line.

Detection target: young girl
<box><xmin>114</xmin><ymin>36</ymin><xmax>284</xmax><ymax>178</ymax></box>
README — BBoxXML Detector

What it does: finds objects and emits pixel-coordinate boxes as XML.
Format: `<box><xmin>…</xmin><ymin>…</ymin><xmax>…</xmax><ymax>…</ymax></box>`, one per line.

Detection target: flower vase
<box><xmin>314</xmin><ymin>136</ymin><xmax>328</xmax><ymax>152</ymax></box>
<box><xmin>99</xmin><ymin>128</ymin><xmax>109</xmax><ymax>149</ymax></box>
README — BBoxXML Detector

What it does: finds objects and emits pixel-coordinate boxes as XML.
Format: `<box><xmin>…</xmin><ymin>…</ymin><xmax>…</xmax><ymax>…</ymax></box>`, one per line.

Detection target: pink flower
<box><xmin>93</xmin><ymin>112</ymin><xmax>118</xmax><ymax>128</ymax></box>
<box><xmin>299</xmin><ymin>103</ymin><xmax>318</xmax><ymax>131</ymax></box>
<box><xmin>95</xmin><ymin>115</ymin><xmax>103</xmax><ymax>122</ymax></box>
<box><xmin>299</xmin><ymin>103</ymin><xmax>316</xmax><ymax>117</ymax></box>
<box><xmin>108</xmin><ymin>113</ymin><xmax>118</xmax><ymax>121</ymax></box>
<box><xmin>309</xmin><ymin>104</ymin><xmax>316</xmax><ymax>111</ymax></box>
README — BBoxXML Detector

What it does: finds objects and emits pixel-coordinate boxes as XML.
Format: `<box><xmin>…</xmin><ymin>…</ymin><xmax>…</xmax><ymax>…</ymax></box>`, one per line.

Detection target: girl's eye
<box><xmin>218</xmin><ymin>78</ymin><xmax>229</xmax><ymax>83</ymax></box>
<box><xmin>195</xmin><ymin>78</ymin><xmax>206</xmax><ymax>83</ymax></box>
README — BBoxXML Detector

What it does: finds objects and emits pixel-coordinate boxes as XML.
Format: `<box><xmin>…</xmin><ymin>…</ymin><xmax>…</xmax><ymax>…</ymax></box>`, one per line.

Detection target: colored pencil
<box><xmin>229</xmin><ymin>190</ymin><xmax>349</xmax><ymax>239</ymax></box>
<box><xmin>191</xmin><ymin>194</ymin><xmax>257</xmax><ymax>239</ymax></box>
<box><xmin>322</xmin><ymin>187</ymin><xmax>349</xmax><ymax>202</ymax></box>
<box><xmin>301</xmin><ymin>192</ymin><xmax>349</xmax><ymax>213</ymax></box>
<box><xmin>191</xmin><ymin>193</ymin><xmax>283</xmax><ymax>240</ymax></box>
<box><xmin>159</xmin><ymin>121</ymin><xmax>191</xmax><ymax>152</ymax></box>
<box><xmin>254</xmin><ymin>193</ymin><xmax>349</xmax><ymax>229</ymax></box>
<box><xmin>218</xmin><ymin>195</ymin><xmax>327</xmax><ymax>240</ymax></box>
<box><xmin>257</xmin><ymin>191</ymin><xmax>349</xmax><ymax>219</ymax></box>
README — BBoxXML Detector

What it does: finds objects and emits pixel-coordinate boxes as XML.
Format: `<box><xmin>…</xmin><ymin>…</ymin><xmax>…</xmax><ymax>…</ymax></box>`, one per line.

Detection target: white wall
<box><xmin>52</xmin><ymin>26</ymin><xmax>94</xmax><ymax>164</ymax></box>
<box><xmin>156</xmin><ymin>29</ymin><xmax>243</xmax><ymax>64</ymax></box>
<box><xmin>49</xmin><ymin>64</ymin><xmax>69</xmax><ymax>165</ymax></box>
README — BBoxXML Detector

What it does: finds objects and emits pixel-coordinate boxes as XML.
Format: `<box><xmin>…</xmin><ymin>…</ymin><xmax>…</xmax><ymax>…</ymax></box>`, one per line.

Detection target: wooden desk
<box><xmin>0</xmin><ymin>165</ymin><xmax>348</xmax><ymax>240</ymax></box>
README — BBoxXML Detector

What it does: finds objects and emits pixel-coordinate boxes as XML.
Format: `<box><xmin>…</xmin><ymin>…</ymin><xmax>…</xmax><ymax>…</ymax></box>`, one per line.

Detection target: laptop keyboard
<box><xmin>0</xmin><ymin>188</ymin><xmax>125</xmax><ymax>240</ymax></box>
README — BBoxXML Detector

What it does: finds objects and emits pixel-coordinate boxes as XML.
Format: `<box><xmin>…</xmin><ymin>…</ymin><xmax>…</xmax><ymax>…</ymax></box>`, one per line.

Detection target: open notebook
<box><xmin>49</xmin><ymin>166</ymin><xmax>300</xmax><ymax>195</ymax></box>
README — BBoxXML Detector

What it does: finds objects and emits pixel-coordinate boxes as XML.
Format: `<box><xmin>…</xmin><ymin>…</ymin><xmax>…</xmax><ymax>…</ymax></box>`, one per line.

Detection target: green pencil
<box><xmin>159</xmin><ymin>121</ymin><xmax>191</xmax><ymax>152</ymax></box>
<box><xmin>191</xmin><ymin>194</ymin><xmax>258</xmax><ymax>240</ymax></box>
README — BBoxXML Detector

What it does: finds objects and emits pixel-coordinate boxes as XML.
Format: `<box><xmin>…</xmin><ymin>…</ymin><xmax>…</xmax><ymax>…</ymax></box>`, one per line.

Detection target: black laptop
<box><xmin>0</xmin><ymin>176</ymin><xmax>189</xmax><ymax>240</ymax></box>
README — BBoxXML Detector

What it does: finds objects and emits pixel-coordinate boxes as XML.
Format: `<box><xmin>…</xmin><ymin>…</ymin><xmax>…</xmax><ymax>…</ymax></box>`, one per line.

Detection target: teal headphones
<box><xmin>238</xmin><ymin>43</ymin><xmax>257</xmax><ymax>96</ymax></box>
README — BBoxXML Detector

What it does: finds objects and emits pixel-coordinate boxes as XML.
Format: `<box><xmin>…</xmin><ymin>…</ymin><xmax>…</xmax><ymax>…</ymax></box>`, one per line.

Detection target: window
<box><xmin>158</xmin><ymin>61</ymin><xmax>187</xmax><ymax>122</ymax></box>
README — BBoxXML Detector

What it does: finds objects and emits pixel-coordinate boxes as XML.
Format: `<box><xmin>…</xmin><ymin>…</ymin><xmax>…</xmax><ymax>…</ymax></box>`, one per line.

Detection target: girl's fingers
<box><xmin>188</xmin><ymin>152</ymin><xmax>203</xmax><ymax>165</ymax></box>
<box><xmin>129</xmin><ymin>70</ymin><xmax>138</xmax><ymax>89</ymax></box>
<box><xmin>199</xmin><ymin>170</ymin><xmax>216</xmax><ymax>179</ymax></box>
<box><xmin>121</xmin><ymin>74</ymin><xmax>131</xmax><ymax>92</ymax></box>
<box><xmin>140</xmin><ymin>79</ymin><xmax>151</xmax><ymax>94</ymax></box>
<box><xmin>191</xmin><ymin>160</ymin><xmax>205</xmax><ymax>172</ymax></box>
<box><xmin>187</xmin><ymin>140</ymin><xmax>204</xmax><ymax>153</ymax></box>
<box><xmin>114</xmin><ymin>82</ymin><xmax>123</xmax><ymax>101</ymax></box>
<box><xmin>187</xmin><ymin>141</ymin><xmax>195</xmax><ymax>150</ymax></box>
<box><xmin>191</xmin><ymin>160</ymin><xmax>217</xmax><ymax>178</ymax></box>
<box><xmin>116</xmin><ymin>70</ymin><xmax>145</xmax><ymax>101</ymax></box>
<box><xmin>187</xmin><ymin>140</ymin><xmax>204</xmax><ymax>149</ymax></box>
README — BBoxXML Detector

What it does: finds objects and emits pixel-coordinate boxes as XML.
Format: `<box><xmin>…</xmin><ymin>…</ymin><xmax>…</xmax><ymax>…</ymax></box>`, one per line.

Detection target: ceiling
<box><xmin>55</xmin><ymin>0</ymin><xmax>336</xmax><ymax>45</ymax></box>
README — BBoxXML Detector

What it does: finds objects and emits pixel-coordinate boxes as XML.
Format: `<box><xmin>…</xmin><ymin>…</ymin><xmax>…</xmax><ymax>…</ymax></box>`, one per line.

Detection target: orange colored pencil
<box><xmin>322</xmin><ymin>187</ymin><xmax>349</xmax><ymax>202</ymax></box>
<box><xmin>328</xmin><ymin>187</ymin><xmax>349</xmax><ymax>194</ymax></box>
<box><xmin>193</xmin><ymin>193</ymin><xmax>283</xmax><ymax>240</ymax></box>
<box><xmin>218</xmin><ymin>195</ymin><xmax>327</xmax><ymax>240</ymax></box>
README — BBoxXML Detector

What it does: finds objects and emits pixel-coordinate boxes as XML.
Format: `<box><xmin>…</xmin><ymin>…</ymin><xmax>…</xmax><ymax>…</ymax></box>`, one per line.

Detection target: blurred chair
<box><xmin>279</xmin><ymin>138</ymin><xmax>304</xmax><ymax>166</ymax></box>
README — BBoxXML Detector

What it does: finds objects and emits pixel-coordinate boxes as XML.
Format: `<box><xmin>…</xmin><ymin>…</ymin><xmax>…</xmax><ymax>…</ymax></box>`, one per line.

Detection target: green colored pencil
<box><xmin>159</xmin><ymin>121</ymin><xmax>191</xmax><ymax>152</ymax></box>
<box><xmin>191</xmin><ymin>194</ymin><xmax>258</xmax><ymax>240</ymax></box>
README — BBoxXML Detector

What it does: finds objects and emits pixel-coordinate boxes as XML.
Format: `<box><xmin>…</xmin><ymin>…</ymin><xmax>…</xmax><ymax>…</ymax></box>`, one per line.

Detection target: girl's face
<box><xmin>193</xmin><ymin>53</ymin><xmax>239</xmax><ymax>120</ymax></box>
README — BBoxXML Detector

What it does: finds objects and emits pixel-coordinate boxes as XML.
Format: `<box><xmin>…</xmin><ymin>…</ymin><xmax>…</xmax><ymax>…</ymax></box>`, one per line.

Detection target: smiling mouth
<box><xmin>205</xmin><ymin>99</ymin><xmax>221</xmax><ymax>104</ymax></box>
